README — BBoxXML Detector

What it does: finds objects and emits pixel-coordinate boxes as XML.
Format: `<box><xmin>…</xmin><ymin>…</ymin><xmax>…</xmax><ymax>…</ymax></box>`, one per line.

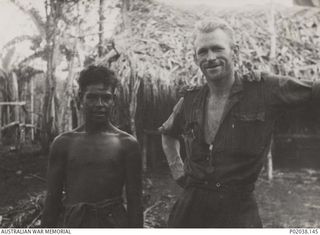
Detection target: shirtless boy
<box><xmin>41</xmin><ymin>65</ymin><xmax>143</xmax><ymax>228</ymax></box>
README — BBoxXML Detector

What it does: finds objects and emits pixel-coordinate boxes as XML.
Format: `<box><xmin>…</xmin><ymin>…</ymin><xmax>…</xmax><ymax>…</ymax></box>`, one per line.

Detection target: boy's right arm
<box><xmin>41</xmin><ymin>135</ymin><xmax>68</xmax><ymax>228</ymax></box>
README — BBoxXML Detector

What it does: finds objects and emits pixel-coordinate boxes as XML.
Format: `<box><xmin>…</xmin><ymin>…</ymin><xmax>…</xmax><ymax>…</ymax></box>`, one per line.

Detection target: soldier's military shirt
<box><xmin>160</xmin><ymin>72</ymin><xmax>320</xmax><ymax>191</ymax></box>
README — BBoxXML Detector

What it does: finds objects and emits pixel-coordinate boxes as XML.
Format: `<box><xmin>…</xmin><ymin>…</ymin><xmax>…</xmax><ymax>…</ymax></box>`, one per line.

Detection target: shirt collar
<box><xmin>230</xmin><ymin>71</ymin><xmax>243</xmax><ymax>97</ymax></box>
<box><xmin>200</xmin><ymin>71</ymin><xmax>243</xmax><ymax>98</ymax></box>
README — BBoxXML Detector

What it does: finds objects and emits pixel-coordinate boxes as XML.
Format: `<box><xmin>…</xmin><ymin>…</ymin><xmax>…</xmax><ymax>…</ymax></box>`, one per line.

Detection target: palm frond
<box><xmin>10</xmin><ymin>0</ymin><xmax>46</xmax><ymax>37</ymax></box>
<box><xmin>0</xmin><ymin>47</ymin><xmax>16</xmax><ymax>72</ymax></box>
<box><xmin>18</xmin><ymin>50</ymin><xmax>46</xmax><ymax>66</ymax></box>
<box><xmin>2</xmin><ymin>35</ymin><xmax>36</xmax><ymax>51</ymax></box>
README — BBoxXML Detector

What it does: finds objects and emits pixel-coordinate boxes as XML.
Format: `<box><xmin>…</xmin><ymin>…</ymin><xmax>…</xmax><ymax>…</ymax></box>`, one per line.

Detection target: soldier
<box><xmin>160</xmin><ymin>18</ymin><xmax>320</xmax><ymax>227</ymax></box>
<box><xmin>42</xmin><ymin>65</ymin><xmax>143</xmax><ymax>228</ymax></box>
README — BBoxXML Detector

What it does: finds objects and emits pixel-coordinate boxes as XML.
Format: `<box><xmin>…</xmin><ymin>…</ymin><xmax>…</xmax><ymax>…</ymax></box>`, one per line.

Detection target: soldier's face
<box><xmin>194</xmin><ymin>29</ymin><xmax>234</xmax><ymax>83</ymax></box>
<box><xmin>82</xmin><ymin>83</ymin><xmax>114</xmax><ymax>124</ymax></box>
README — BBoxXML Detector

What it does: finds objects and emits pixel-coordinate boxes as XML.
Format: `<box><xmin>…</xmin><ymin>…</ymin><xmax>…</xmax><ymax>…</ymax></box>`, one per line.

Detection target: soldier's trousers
<box><xmin>168</xmin><ymin>187</ymin><xmax>262</xmax><ymax>228</ymax></box>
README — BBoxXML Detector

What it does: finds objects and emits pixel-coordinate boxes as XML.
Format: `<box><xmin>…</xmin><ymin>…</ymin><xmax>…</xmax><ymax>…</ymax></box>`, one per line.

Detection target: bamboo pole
<box><xmin>0</xmin><ymin>102</ymin><xmax>26</xmax><ymax>105</ymax></box>
<box><xmin>1</xmin><ymin>121</ymin><xmax>19</xmax><ymax>131</ymax></box>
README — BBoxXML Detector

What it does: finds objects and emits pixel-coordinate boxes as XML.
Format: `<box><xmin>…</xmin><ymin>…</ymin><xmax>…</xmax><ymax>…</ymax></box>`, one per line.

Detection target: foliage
<box><xmin>3</xmin><ymin>0</ymin><xmax>320</xmax><ymax>141</ymax></box>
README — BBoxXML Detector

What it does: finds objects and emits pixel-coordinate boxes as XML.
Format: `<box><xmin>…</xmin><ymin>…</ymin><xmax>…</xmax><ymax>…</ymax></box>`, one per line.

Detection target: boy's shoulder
<box><xmin>51</xmin><ymin>129</ymin><xmax>82</xmax><ymax>148</ymax></box>
<box><xmin>113</xmin><ymin>127</ymin><xmax>139</xmax><ymax>146</ymax></box>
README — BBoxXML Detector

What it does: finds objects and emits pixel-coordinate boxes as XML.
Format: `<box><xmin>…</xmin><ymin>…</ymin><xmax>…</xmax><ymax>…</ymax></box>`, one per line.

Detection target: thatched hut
<box><xmin>99</xmin><ymin>0</ymin><xmax>320</xmax><ymax>169</ymax></box>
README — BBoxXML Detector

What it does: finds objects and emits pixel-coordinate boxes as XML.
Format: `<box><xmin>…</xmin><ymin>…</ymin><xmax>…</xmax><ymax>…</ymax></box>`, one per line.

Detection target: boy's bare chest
<box><xmin>67</xmin><ymin>135</ymin><xmax>123</xmax><ymax>167</ymax></box>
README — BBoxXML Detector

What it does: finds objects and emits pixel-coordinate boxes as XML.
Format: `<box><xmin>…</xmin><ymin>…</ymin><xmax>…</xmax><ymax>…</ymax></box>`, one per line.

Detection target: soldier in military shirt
<box><xmin>159</xmin><ymin>18</ymin><xmax>320</xmax><ymax>228</ymax></box>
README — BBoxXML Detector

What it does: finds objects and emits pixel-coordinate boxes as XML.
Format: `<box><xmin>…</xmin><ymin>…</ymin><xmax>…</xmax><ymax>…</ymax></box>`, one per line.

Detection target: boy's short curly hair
<box><xmin>78</xmin><ymin>65</ymin><xmax>118</xmax><ymax>98</ymax></box>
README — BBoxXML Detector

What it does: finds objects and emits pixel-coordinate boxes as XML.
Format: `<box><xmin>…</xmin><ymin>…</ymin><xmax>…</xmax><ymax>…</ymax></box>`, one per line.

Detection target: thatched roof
<box><xmin>97</xmin><ymin>0</ymin><xmax>320</xmax><ymax>135</ymax></box>
<box><xmin>112</xmin><ymin>0</ymin><xmax>320</xmax><ymax>87</ymax></box>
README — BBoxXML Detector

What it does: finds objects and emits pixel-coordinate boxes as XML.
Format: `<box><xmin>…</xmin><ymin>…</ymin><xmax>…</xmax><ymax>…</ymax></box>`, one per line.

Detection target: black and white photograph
<box><xmin>0</xmin><ymin>0</ymin><xmax>319</xmax><ymax>229</ymax></box>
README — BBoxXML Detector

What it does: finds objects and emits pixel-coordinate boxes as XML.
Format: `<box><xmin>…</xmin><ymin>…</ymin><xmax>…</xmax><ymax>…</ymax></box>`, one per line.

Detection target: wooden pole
<box><xmin>267</xmin><ymin>136</ymin><xmax>274</xmax><ymax>181</ymax></box>
<box><xmin>98</xmin><ymin>0</ymin><xmax>105</xmax><ymax>57</ymax></box>
<box><xmin>142</xmin><ymin>132</ymin><xmax>148</xmax><ymax>171</ymax></box>
<box><xmin>6</xmin><ymin>105</ymin><xmax>10</xmax><ymax>124</ymax></box>
<box><xmin>0</xmin><ymin>106</ymin><xmax>2</xmax><ymax>143</ymax></box>
<box><xmin>267</xmin><ymin>0</ymin><xmax>275</xmax><ymax>181</ymax></box>
<box><xmin>1</xmin><ymin>121</ymin><xmax>19</xmax><ymax>131</ymax></box>
<box><xmin>30</xmin><ymin>78</ymin><xmax>34</xmax><ymax>142</ymax></box>
<box><xmin>269</xmin><ymin>0</ymin><xmax>276</xmax><ymax>62</ymax></box>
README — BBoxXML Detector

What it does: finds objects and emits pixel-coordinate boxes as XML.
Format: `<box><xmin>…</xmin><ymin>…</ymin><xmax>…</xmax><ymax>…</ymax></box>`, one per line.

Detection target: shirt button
<box><xmin>216</xmin><ymin>182</ymin><xmax>221</xmax><ymax>188</ymax></box>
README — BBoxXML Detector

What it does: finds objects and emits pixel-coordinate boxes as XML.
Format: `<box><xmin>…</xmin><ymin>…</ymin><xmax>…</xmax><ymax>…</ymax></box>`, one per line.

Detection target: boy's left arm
<box><xmin>125</xmin><ymin>139</ymin><xmax>143</xmax><ymax>228</ymax></box>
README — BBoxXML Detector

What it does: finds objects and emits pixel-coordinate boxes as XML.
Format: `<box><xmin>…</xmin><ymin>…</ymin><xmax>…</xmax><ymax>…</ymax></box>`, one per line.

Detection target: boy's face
<box><xmin>82</xmin><ymin>83</ymin><xmax>114</xmax><ymax>124</ymax></box>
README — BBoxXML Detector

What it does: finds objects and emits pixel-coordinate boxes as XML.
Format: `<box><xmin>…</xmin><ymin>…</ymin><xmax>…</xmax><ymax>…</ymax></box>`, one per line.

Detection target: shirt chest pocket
<box><xmin>231</xmin><ymin>111</ymin><xmax>267</xmax><ymax>155</ymax></box>
<box><xmin>182</xmin><ymin>122</ymin><xmax>209</xmax><ymax>162</ymax></box>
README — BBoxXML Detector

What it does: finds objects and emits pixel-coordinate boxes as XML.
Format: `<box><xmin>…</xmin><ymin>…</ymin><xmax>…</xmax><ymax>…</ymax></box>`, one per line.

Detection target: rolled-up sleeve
<box><xmin>159</xmin><ymin>97</ymin><xmax>185</xmax><ymax>139</ymax></box>
<box><xmin>264</xmin><ymin>72</ymin><xmax>320</xmax><ymax>107</ymax></box>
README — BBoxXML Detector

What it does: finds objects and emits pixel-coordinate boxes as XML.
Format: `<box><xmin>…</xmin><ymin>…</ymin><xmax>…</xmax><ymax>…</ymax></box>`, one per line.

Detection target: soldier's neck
<box><xmin>207</xmin><ymin>73</ymin><xmax>234</xmax><ymax>98</ymax></box>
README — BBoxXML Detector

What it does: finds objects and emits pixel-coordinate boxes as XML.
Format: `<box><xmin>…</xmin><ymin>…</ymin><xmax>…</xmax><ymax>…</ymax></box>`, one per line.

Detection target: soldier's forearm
<box><xmin>161</xmin><ymin>135</ymin><xmax>185</xmax><ymax>180</ymax></box>
<box><xmin>161</xmin><ymin>134</ymin><xmax>181</xmax><ymax>160</ymax></box>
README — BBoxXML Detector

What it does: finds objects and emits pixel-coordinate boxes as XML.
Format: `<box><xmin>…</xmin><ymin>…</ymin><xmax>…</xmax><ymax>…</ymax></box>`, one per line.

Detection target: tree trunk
<box><xmin>59</xmin><ymin>40</ymin><xmax>76</xmax><ymax>132</ymax></box>
<box><xmin>10</xmin><ymin>72</ymin><xmax>19</xmax><ymax>122</ymax></box>
<box><xmin>41</xmin><ymin>0</ymin><xmax>59</xmax><ymax>153</ymax></box>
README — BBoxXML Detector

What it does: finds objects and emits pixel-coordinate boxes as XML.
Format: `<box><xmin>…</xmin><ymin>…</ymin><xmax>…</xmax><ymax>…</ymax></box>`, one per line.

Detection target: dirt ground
<box><xmin>1</xmin><ymin>146</ymin><xmax>320</xmax><ymax>228</ymax></box>
<box><xmin>0</xmin><ymin>145</ymin><xmax>46</xmax><ymax>208</ymax></box>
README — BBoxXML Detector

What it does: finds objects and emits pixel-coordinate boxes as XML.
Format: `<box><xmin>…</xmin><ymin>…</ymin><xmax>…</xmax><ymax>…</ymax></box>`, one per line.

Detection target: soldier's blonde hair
<box><xmin>192</xmin><ymin>18</ymin><xmax>235</xmax><ymax>47</ymax></box>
